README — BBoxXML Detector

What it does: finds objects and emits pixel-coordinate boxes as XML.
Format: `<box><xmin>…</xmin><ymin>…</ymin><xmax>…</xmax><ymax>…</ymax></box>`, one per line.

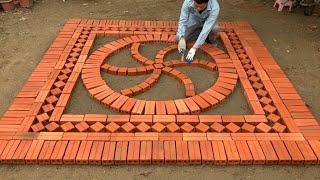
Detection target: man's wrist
<box><xmin>178</xmin><ymin>34</ymin><xmax>184</xmax><ymax>40</ymax></box>
<box><xmin>192</xmin><ymin>46</ymin><xmax>198</xmax><ymax>50</ymax></box>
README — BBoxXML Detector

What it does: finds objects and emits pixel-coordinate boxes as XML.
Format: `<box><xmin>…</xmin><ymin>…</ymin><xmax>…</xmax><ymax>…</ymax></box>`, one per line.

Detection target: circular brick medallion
<box><xmin>82</xmin><ymin>34</ymin><xmax>238</xmax><ymax>114</ymax></box>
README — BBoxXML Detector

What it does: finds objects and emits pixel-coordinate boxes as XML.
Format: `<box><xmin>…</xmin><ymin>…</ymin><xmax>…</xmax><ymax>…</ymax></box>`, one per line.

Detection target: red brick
<box><xmin>256</xmin><ymin>123</ymin><xmax>272</xmax><ymax>133</ymax></box>
<box><xmin>130</xmin><ymin>115</ymin><xmax>152</xmax><ymax>125</ymax></box>
<box><xmin>246</xmin><ymin>140</ymin><xmax>266</xmax><ymax>164</ymax></box>
<box><xmin>114</xmin><ymin>141</ymin><xmax>128</xmax><ymax>164</ymax></box>
<box><xmin>235</xmin><ymin>141</ymin><xmax>253</xmax><ymax>164</ymax></box>
<box><xmin>50</xmin><ymin>140</ymin><xmax>69</xmax><ymax>164</ymax></box>
<box><xmin>164</xmin><ymin>141</ymin><xmax>176</xmax><ymax>164</ymax></box>
<box><xmin>89</xmin><ymin>141</ymin><xmax>104</xmax><ymax>165</ymax></box>
<box><xmin>127</xmin><ymin>141</ymin><xmax>140</xmax><ymax>164</ymax></box>
<box><xmin>164</xmin><ymin>101</ymin><xmax>178</xmax><ymax>115</ymax></box>
<box><xmin>188</xmin><ymin>141</ymin><xmax>202</xmax><ymax>164</ymax></box>
<box><xmin>174</xmin><ymin>99</ymin><xmax>190</xmax><ymax>114</ymax></box>
<box><xmin>140</xmin><ymin>141</ymin><xmax>152</xmax><ymax>164</ymax></box>
<box><xmin>258</xmin><ymin>141</ymin><xmax>278</xmax><ymax>164</ymax></box>
<box><xmin>176</xmin><ymin>141</ymin><xmax>189</xmax><ymax>164</ymax></box>
<box><xmin>144</xmin><ymin>101</ymin><xmax>156</xmax><ymax>115</ymax></box>
<box><xmin>271</xmin><ymin>140</ymin><xmax>291</xmax><ymax>164</ymax></box>
<box><xmin>296</xmin><ymin>141</ymin><xmax>318</xmax><ymax>164</ymax></box>
<box><xmin>63</xmin><ymin>140</ymin><xmax>81</xmax><ymax>164</ymax></box>
<box><xmin>152</xmin><ymin>141</ymin><xmax>164</xmax><ymax>164</ymax></box>
<box><xmin>223</xmin><ymin>140</ymin><xmax>240</xmax><ymax>165</ymax></box>
<box><xmin>211</xmin><ymin>140</ymin><xmax>227</xmax><ymax>165</ymax></box>
<box><xmin>284</xmin><ymin>141</ymin><xmax>304</xmax><ymax>164</ymax></box>
<box><xmin>225</xmin><ymin>123</ymin><xmax>240</xmax><ymax>133</ymax></box>
<box><xmin>210</xmin><ymin>122</ymin><xmax>225</xmax><ymax>133</ymax></box>
<box><xmin>102</xmin><ymin>142</ymin><xmax>116</xmax><ymax>165</ymax></box>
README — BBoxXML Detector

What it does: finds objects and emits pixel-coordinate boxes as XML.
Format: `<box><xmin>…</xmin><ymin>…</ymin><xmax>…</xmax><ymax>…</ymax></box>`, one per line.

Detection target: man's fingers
<box><xmin>178</xmin><ymin>47</ymin><xmax>186</xmax><ymax>54</ymax></box>
<box><xmin>186</xmin><ymin>55</ymin><xmax>193</xmax><ymax>62</ymax></box>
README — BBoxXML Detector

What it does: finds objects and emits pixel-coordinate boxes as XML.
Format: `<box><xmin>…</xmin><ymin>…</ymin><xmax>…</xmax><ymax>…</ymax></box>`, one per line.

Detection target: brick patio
<box><xmin>0</xmin><ymin>19</ymin><xmax>319</xmax><ymax>165</ymax></box>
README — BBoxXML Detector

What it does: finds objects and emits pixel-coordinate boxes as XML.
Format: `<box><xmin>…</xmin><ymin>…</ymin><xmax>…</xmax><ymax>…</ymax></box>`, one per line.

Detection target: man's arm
<box><xmin>193</xmin><ymin>0</ymin><xmax>220</xmax><ymax>49</ymax></box>
<box><xmin>177</xmin><ymin>0</ymin><xmax>190</xmax><ymax>40</ymax></box>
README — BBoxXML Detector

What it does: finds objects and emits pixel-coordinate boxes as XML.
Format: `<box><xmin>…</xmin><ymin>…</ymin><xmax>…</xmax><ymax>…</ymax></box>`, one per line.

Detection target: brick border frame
<box><xmin>0</xmin><ymin>19</ymin><xmax>319</xmax><ymax>165</ymax></box>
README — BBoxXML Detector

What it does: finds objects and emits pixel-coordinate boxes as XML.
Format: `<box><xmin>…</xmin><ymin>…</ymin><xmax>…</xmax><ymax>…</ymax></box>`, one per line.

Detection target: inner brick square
<box><xmin>0</xmin><ymin>19</ymin><xmax>319</xmax><ymax>165</ymax></box>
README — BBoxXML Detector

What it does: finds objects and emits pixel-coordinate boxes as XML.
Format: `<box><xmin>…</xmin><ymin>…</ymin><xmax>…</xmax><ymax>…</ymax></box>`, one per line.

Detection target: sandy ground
<box><xmin>0</xmin><ymin>0</ymin><xmax>320</xmax><ymax>179</ymax></box>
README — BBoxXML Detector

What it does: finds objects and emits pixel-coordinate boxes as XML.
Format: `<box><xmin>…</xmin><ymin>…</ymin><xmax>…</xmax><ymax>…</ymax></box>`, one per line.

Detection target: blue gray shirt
<box><xmin>177</xmin><ymin>0</ymin><xmax>220</xmax><ymax>49</ymax></box>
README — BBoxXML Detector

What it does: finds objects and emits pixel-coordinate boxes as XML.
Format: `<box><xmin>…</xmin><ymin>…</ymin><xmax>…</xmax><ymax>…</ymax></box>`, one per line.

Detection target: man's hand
<box><xmin>178</xmin><ymin>37</ymin><xmax>186</xmax><ymax>54</ymax></box>
<box><xmin>186</xmin><ymin>48</ymin><xmax>196</xmax><ymax>63</ymax></box>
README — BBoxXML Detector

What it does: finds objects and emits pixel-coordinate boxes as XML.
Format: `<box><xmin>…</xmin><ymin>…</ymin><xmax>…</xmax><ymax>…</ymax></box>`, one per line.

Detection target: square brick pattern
<box><xmin>0</xmin><ymin>19</ymin><xmax>319</xmax><ymax>165</ymax></box>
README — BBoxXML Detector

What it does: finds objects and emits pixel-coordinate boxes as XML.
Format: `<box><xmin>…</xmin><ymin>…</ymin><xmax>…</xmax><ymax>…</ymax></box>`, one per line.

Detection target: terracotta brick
<box><xmin>89</xmin><ymin>122</ymin><xmax>105</xmax><ymax>132</ymax></box>
<box><xmin>241</xmin><ymin>123</ymin><xmax>256</xmax><ymax>133</ymax></box>
<box><xmin>235</xmin><ymin>141</ymin><xmax>253</xmax><ymax>164</ymax></box>
<box><xmin>107</xmin><ymin>115</ymin><xmax>130</xmax><ymax>125</ymax></box>
<box><xmin>114</xmin><ymin>141</ymin><xmax>128</xmax><ymax>164</ymax></box>
<box><xmin>176</xmin><ymin>141</ymin><xmax>189</xmax><ymax>164</ymax></box>
<box><xmin>180</xmin><ymin>123</ymin><xmax>194</xmax><ymax>133</ymax></box>
<box><xmin>256</xmin><ymin>123</ymin><xmax>272</xmax><ymax>133</ymax></box>
<box><xmin>152</xmin><ymin>141</ymin><xmax>164</xmax><ymax>164</ymax></box>
<box><xmin>105</xmin><ymin>122</ymin><xmax>120</xmax><ymax>133</ymax></box>
<box><xmin>127</xmin><ymin>141</ymin><xmax>140</xmax><ymax>164</ymax></box>
<box><xmin>31</xmin><ymin>122</ymin><xmax>45</xmax><ymax>132</ymax></box>
<box><xmin>60</xmin><ymin>122</ymin><xmax>75</xmax><ymax>132</ymax></box>
<box><xmin>188</xmin><ymin>141</ymin><xmax>202</xmax><ymax>164</ymax></box>
<box><xmin>164</xmin><ymin>141</ymin><xmax>176</xmax><ymax>164</ymax></box>
<box><xmin>89</xmin><ymin>141</ymin><xmax>104</xmax><ymax>165</ymax></box>
<box><xmin>164</xmin><ymin>101</ymin><xmax>178</xmax><ymax>115</ymax></box>
<box><xmin>199</xmin><ymin>92</ymin><xmax>219</xmax><ymax>106</ymax></box>
<box><xmin>153</xmin><ymin>115</ymin><xmax>175</xmax><ymax>124</ymax></box>
<box><xmin>199</xmin><ymin>115</ymin><xmax>222</xmax><ymax>124</ymax></box>
<box><xmin>263</xmin><ymin>104</ymin><xmax>277</xmax><ymax>114</ymax></box>
<box><xmin>75</xmin><ymin>141</ymin><xmax>93</xmax><ymax>164</ymax></box>
<box><xmin>151</xmin><ymin>122</ymin><xmax>166</xmax><ymax>132</ymax></box>
<box><xmin>174</xmin><ymin>99</ymin><xmax>190</xmax><ymax>114</ymax></box>
<box><xmin>272</xmin><ymin>123</ymin><xmax>286</xmax><ymax>133</ymax></box>
<box><xmin>199</xmin><ymin>141</ymin><xmax>214</xmax><ymax>164</ymax></box>
<box><xmin>225</xmin><ymin>123</ymin><xmax>240</xmax><ymax>133</ymax></box>
<box><xmin>45</xmin><ymin>122</ymin><xmax>60</xmax><ymax>132</ymax></box>
<box><xmin>267</xmin><ymin>113</ymin><xmax>281</xmax><ymax>123</ymax></box>
<box><xmin>102</xmin><ymin>142</ymin><xmax>116</xmax><ymax>165</ymax></box>
<box><xmin>211</xmin><ymin>140</ymin><xmax>227</xmax><ymax>165</ymax></box>
<box><xmin>50</xmin><ymin>140</ymin><xmax>69</xmax><ymax>164</ymax></box>
<box><xmin>246</xmin><ymin>140</ymin><xmax>266</xmax><ymax>164</ymax></box>
<box><xmin>121</xmin><ymin>122</ymin><xmax>136</xmax><ymax>132</ymax></box>
<box><xmin>183</xmin><ymin>97</ymin><xmax>202</xmax><ymax>113</ymax></box>
<box><xmin>244</xmin><ymin>115</ymin><xmax>268</xmax><ymax>125</ymax></box>
<box><xmin>25</xmin><ymin>140</ymin><xmax>45</xmax><ymax>164</ymax></box>
<box><xmin>195</xmin><ymin>123</ymin><xmax>210</xmax><ymax>133</ymax></box>
<box><xmin>176</xmin><ymin>115</ymin><xmax>199</xmax><ymax>125</ymax></box>
<box><xmin>12</xmin><ymin>140</ymin><xmax>32</xmax><ymax>164</ymax></box>
<box><xmin>140</xmin><ymin>141</ymin><xmax>152</xmax><ymax>164</ymax></box>
<box><xmin>210</xmin><ymin>122</ymin><xmax>225</xmax><ymax>133</ymax></box>
<box><xmin>258</xmin><ymin>141</ymin><xmax>278</xmax><ymax>164</ymax></box>
<box><xmin>131</xmin><ymin>100</ymin><xmax>146</xmax><ymax>115</ymax></box>
<box><xmin>271</xmin><ymin>140</ymin><xmax>291</xmax><ymax>164</ymax></box>
<box><xmin>86</xmin><ymin>133</ymin><xmax>110</xmax><ymax>141</ymax></box>
<box><xmin>120</xmin><ymin>98</ymin><xmax>137</xmax><ymax>113</ymax></box>
<box><xmin>75</xmin><ymin>121</ymin><xmax>90</xmax><ymax>132</ymax></box>
<box><xmin>130</xmin><ymin>115</ymin><xmax>153</xmax><ymax>125</ymax></box>
<box><xmin>222</xmin><ymin>115</ymin><xmax>245</xmax><ymax>125</ymax></box>
<box><xmin>296</xmin><ymin>141</ymin><xmax>318</xmax><ymax>164</ymax></box>
<box><xmin>63</xmin><ymin>140</ymin><xmax>81</xmax><ymax>164</ymax></box>
<box><xmin>155</xmin><ymin>101</ymin><xmax>166</xmax><ymax>115</ymax></box>
<box><xmin>283</xmin><ymin>141</ymin><xmax>304</xmax><ymax>165</ymax></box>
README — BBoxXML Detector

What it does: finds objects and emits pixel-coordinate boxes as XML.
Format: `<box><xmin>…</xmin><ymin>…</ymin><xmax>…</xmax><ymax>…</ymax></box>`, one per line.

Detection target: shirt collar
<box><xmin>190</xmin><ymin>0</ymin><xmax>212</xmax><ymax>11</ymax></box>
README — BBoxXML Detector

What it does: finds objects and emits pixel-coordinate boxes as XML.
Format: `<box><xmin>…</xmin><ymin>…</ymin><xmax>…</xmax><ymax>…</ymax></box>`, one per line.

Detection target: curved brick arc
<box><xmin>82</xmin><ymin>34</ymin><xmax>238</xmax><ymax>114</ymax></box>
